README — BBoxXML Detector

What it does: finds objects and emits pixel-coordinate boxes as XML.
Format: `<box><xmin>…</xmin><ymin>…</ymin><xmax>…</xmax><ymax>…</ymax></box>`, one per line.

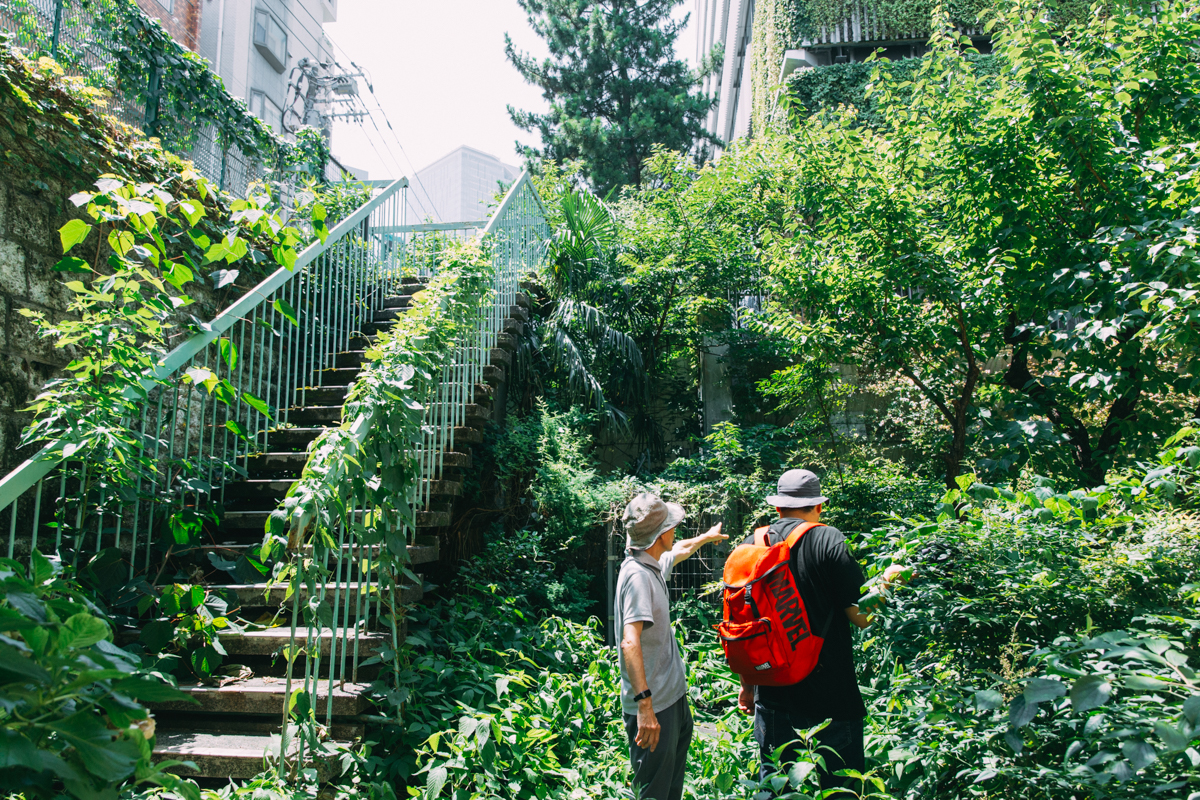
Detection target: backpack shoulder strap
<box><xmin>753</xmin><ymin>525</ymin><xmax>770</xmax><ymax>546</ymax></box>
<box><xmin>782</xmin><ymin>521</ymin><xmax>821</xmax><ymax>551</ymax></box>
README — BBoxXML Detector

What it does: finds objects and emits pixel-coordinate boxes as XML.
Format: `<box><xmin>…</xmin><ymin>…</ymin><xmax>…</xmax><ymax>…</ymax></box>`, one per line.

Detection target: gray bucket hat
<box><xmin>766</xmin><ymin>469</ymin><xmax>829</xmax><ymax>509</ymax></box>
<box><xmin>623</xmin><ymin>492</ymin><xmax>685</xmax><ymax>550</ymax></box>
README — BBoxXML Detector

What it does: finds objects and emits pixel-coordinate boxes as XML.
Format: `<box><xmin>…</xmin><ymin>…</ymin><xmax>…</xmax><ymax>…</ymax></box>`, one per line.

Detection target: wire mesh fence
<box><xmin>0</xmin><ymin>0</ymin><xmax>283</xmax><ymax>197</ymax></box>
<box><xmin>605</xmin><ymin>506</ymin><xmax>744</xmax><ymax>645</ymax></box>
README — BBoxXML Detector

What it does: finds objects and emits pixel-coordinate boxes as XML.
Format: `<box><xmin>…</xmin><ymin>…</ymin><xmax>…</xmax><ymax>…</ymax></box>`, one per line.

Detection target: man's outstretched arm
<box><xmin>670</xmin><ymin>522</ymin><xmax>726</xmax><ymax>564</ymax></box>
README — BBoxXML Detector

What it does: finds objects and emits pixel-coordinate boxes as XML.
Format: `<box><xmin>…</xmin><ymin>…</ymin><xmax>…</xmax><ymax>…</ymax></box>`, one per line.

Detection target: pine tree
<box><xmin>506</xmin><ymin>0</ymin><xmax>716</xmax><ymax>195</ymax></box>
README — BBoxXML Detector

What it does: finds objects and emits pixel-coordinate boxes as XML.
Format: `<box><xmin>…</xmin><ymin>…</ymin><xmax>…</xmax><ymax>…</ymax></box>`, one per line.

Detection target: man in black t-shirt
<box><xmin>738</xmin><ymin>469</ymin><xmax>907</xmax><ymax>793</ymax></box>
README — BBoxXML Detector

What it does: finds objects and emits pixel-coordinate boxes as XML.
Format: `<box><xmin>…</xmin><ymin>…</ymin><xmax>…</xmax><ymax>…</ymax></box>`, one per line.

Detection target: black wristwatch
<box><xmin>633</xmin><ymin>688</ymin><xmax>652</xmax><ymax>702</ymax></box>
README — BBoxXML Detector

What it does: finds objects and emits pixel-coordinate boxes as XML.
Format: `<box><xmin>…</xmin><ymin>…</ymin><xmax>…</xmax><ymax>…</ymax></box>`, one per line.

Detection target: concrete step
<box><xmin>153</xmin><ymin>731</ymin><xmax>338</xmax><ymax>779</ymax></box>
<box><xmin>201</xmin><ymin>541</ymin><xmax>440</xmax><ymax>566</ymax></box>
<box><xmin>427</xmin><ymin>480</ymin><xmax>461</xmax><ymax>498</ymax></box>
<box><xmin>266</xmin><ymin>427</ymin><xmax>329</xmax><ymax>450</ymax></box>
<box><xmin>450</xmin><ymin>426</ymin><xmax>483</xmax><ymax>445</ymax></box>
<box><xmin>382</xmin><ymin>294</ymin><xmax>413</xmax><ymax>310</ymax></box>
<box><xmin>311</xmin><ymin>367</ymin><xmax>361</xmax><ymax>385</ymax></box>
<box><xmin>149</xmin><ymin>677</ymin><xmax>370</xmax><ymax>716</ymax></box>
<box><xmin>503</xmin><ymin>318</ymin><xmax>524</xmax><ymax>337</ymax></box>
<box><xmin>495</xmin><ymin>332</ymin><xmax>517</xmax><ymax>352</ymax></box>
<box><xmin>212</xmin><ymin>581</ymin><xmax>423</xmax><ymax>608</ymax></box>
<box><xmin>286</xmin><ymin>405</ymin><xmax>344</xmax><ymax>426</ymax></box>
<box><xmin>292</xmin><ymin>385</ymin><xmax>351</xmax><ymax>407</ymax></box>
<box><xmin>474</xmin><ymin>383</ymin><xmax>494</xmax><ymax>405</ymax></box>
<box><xmin>508</xmin><ymin>304</ymin><xmax>529</xmax><ymax>322</ymax></box>
<box><xmin>218</xmin><ymin>625</ymin><xmax>389</xmax><ymax>657</ymax></box>
<box><xmin>515</xmin><ymin>291</ymin><xmax>531</xmax><ymax>310</ymax></box>
<box><xmin>221</xmin><ymin>509</ymin><xmax>451</xmax><ymax>536</ymax></box>
<box><xmin>442</xmin><ymin>450</ymin><xmax>472</xmax><ymax>469</ymax></box>
<box><xmin>245</xmin><ymin>452</ymin><xmax>308</xmax><ymax>476</ymax></box>
<box><xmin>489</xmin><ymin>348</ymin><xmax>512</xmax><ymax>368</ymax></box>
<box><xmin>336</xmin><ymin>350</ymin><xmax>370</xmax><ymax>368</ymax></box>
<box><xmin>483</xmin><ymin>365</ymin><xmax>504</xmax><ymax>385</ymax></box>
<box><xmin>222</xmin><ymin>479</ymin><xmax>295</xmax><ymax>502</ymax></box>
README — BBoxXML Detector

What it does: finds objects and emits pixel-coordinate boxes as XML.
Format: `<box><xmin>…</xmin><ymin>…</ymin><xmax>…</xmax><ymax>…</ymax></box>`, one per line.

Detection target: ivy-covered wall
<box><xmin>748</xmin><ymin>0</ymin><xmax>996</xmax><ymax>131</ymax></box>
<box><xmin>785</xmin><ymin>52</ymin><xmax>999</xmax><ymax>124</ymax></box>
<box><xmin>0</xmin><ymin>49</ymin><xmax>250</xmax><ymax>474</ymax></box>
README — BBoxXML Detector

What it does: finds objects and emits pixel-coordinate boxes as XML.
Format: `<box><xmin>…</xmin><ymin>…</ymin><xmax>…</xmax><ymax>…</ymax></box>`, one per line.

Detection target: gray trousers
<box><xmin>623</xmin><ymin>696</ymin><xmax>694</xmax><ymax>800</ymax></box>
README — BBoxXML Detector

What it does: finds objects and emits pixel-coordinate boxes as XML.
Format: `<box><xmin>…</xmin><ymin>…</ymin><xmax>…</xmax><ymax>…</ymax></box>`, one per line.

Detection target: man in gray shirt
<box><xmin>617</xmin><ymin>493</ymin><xmax>726</xmax><ymax>800</ymax></box>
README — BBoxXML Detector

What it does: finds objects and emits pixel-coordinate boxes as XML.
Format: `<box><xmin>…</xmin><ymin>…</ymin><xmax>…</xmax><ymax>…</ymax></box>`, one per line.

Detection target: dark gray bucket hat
<box><xmin>766</xmin><ymin>469</ymin><xmax>829</xmax><ymax>509</ymax></box>
<box><xmin>623</xmin><ymin>492</ymin><xmax>685</xmax><ymax>550</ymax></box>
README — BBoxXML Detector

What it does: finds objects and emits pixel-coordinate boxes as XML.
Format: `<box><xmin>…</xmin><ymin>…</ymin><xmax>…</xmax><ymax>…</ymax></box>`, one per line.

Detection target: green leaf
<box><xmin>48</xmin><ymin>711</ymin><xmax>139</xmax><ymax>781</ymax></box>
<box><xmin>1009</xmin><ymin>694</ymin><xmax>1037</xmax><ymax>728</ymax></box>
<box><xmin>112</xmin><ymin>676</ymin><xmax>197</xmax><ymax>704</ymax></box>
<box><xmin>1070</xmin><ymin>675</ymin><xmax>1111</xmax><ymax>712</ymax></box>
<box><xmin>225</xmin><ymin>419</ymin><xmax>250</xmax><ymax>441</ymax></box>
<box><xmin>31</xmin><ymin>549</ymin><xmax>57</xmax><ymax>585</ymax></box>
<box><xmin>1184</xmin><ymin>694</ymin><xmax>1200</xmax><ymax>726</ymax></box>
<box><xmin>1153</xmin><ymin>721</ymin><xmax>1189</xmax><ymax>752</ymax></box>
<box><xmin>975</xmin><ymin>689</ymin><xmax>1003</xmax><ymax>711</ymax></box>
<box><xmin>274</xmin><ymin>297</ymin><xmax>299</xmax><ymax>327</ymax></box>
<box><xmin>53</xmin><ymin>256</ymin><xmax>92</xmax><ymax>273</ymax></box>
<box><xmin>1024</xmin><ymin>678</ymin><xmax>1066</xmax><ymax>704</ymax></box>
<box><xmin>63</xmin><ymin>613</ymin><xmax>110</xmax><ymax>648</ymax></box>
<box><xmin>241</xmin><ymin>391</ymin><xmax>273</xmax><ymax>420</ymax></box>
<box><xmin>139</xmin><ymin>619</ymin><xmax>175</xmax><ymax>652</ymax></box>
<box><xmin>108</xmin><ymin>229</ymin><xmax>134</xmax><ymax>256</ymax></box>
<box><xmin>1120</xmin><ymin>738</ymin><xmax>1157</xmax><ymax>771</ymax></box>
<box><xmin>219</xmin><ymin>338</ymin><xmax>237</xmax><ymax>371</ymax></box>
<box><xmin>164</xmin><ymin>261</ymin><xmax>194</xmax><ymax>290</ymax></box>
<box><xmin>425</xmin><ymin>765</ymin><xmax>448</xmax><ymax>800</ymax></box>
<box><xmin>189</xmin><ymin>644</ymin><xmax>222</xmax><ymax>678</ymax></box>
<box><xmin>0</xmin><ymin>728</ymin><xmax>38</xmax><ymax>768</ymax></box>
<box><xmin>59</xmin><ymin>219</ymin><xmax>92</xmax><ymax>253</ymax></box>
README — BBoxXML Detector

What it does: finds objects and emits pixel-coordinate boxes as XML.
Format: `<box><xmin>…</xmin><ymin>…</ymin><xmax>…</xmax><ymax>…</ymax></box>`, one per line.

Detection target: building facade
<box><xmin>693</xmin><ymin>0</ymin><xmax>989</xmax><ymax>150</ymax></box>
<box><xmin>406</xmin><ymin>146</ymin><xmax>520</xmax><ymax>225</ymax></box>
<box><xmin>197</xmin><ymin>0</ymin><xmax>338</xmax><ymax>138</ymax></box>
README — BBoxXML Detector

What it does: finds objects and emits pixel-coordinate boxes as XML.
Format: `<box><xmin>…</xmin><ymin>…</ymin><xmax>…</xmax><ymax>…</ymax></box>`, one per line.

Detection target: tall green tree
<box><xmin>505</xmin><ymin>0</ymin><xmax>716</xmax><ymax>195</ymax></box>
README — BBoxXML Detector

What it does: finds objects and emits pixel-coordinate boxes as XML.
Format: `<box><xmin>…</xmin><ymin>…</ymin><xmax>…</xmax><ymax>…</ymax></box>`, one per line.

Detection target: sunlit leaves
<box><xmin>58</xmin><ymin>219</ymin><xmax>91</xmax><ymax>252</ymax></box>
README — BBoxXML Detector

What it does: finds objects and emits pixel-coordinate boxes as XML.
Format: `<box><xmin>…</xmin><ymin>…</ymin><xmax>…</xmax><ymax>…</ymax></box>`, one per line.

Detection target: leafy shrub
<box><xmin>0</xmin><ymin>552</ymin><xmax>199</xmax><ymax>800</ymax></box>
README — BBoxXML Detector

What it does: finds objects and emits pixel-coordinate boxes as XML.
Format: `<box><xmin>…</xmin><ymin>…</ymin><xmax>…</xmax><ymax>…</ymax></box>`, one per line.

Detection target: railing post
<box><xmin>144</xmin><ymin>59</ymin><xmax>162</xmax><ymax>138</ymax></box>
<box><xmin>50</xmin><ymin>0</ymin><xmax>64</xmax><ymax>59</ymax></box>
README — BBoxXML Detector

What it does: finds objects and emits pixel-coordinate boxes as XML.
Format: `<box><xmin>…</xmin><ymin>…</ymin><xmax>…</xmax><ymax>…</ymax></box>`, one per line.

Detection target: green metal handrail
<box><xmin>0</xmin><ymin>176</ymin><xmax>410</xmax><ymax>568</ymax></box>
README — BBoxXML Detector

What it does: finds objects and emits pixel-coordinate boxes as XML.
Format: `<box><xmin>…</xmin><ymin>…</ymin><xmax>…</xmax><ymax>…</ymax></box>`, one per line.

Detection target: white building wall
<box><xmin>198</xmin><ymin>0</ymin><xmax>335</xmax><ymax>138</ymax></box>
<box><xmin>694</xmin><ymin>0</ymin><xmax>756</xmax><ymax>153</ymax></box>
<box><xmin>407</xmin><ymin>146</ymin><xmax>520</xmax><ymax>225</ymax></box>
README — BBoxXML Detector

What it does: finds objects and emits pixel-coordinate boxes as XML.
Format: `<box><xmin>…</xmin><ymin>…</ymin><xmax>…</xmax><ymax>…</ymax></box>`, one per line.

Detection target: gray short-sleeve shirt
<box><xmin>615</xmin><ymin>549</ymin><xmax>687</xmax><ymax>715</ymax></box>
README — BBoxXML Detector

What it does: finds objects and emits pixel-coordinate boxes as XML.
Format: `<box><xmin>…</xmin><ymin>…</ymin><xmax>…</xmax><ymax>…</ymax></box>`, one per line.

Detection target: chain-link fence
<box><xmin>0</xmin><ymin>0</ymin><xmax>285</xmax><ymax>197</ymax></box>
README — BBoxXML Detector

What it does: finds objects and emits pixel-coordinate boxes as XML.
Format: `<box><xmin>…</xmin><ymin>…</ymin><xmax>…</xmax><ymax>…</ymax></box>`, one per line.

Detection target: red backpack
<box><xmin>718</xmin><ymin>520</ymin><xmax>830</xmax><ymax>686</ymax></box>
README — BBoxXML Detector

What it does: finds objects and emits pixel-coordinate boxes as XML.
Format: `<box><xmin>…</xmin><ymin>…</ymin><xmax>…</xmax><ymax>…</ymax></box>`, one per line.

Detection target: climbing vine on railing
<box><xmin>272</xmin><ymin>241</ymin><xmax>493</xmax><ymax>562</ymax></box>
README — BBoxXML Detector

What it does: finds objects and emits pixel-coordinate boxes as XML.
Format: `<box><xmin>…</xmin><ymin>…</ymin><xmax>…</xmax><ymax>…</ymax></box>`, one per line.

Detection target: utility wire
<box><xmin>270</xmin><ymin>3</ymin><xmax>440</xmax><ymax>219</ymax></box>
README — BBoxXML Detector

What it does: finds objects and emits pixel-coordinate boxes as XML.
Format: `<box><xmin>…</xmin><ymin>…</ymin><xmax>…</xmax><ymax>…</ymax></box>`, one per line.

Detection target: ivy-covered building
<box><xmin>694</xmin><ymin>0</ymin><xmax>991</xmax><ymax>147</ymax></box>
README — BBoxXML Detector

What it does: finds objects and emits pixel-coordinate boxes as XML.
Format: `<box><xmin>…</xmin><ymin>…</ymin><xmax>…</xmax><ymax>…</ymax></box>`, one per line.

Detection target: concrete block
<box><xmin>7</xmin><ymin>302</ymin><xmax>69</xmax><ymax>367</ymax></box>
<box><xmin>26</xmin><ymin>251</ymin><xmax>72</xmax><ymax>312</ymax></box>
<box><xmin>0</xmin><ymin>240</ymin><xmax>27</xmax><ymax>298</ymax></box>
<box><xmin>8</xmin><ymin>192</ymin><xmax>50</xmax><ymax>248</ymax></box>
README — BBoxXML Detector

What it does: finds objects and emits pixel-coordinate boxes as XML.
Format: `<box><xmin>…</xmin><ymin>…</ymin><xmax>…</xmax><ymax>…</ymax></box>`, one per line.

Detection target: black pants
<box><xmin>623</xmin><ymin>696</ymin><xmax>694</xmax><ymax>800</ymax></box>
<box><xmin>754</xmin><ymin>704</ymin><xmax>864</xmax><ymax>794</ymax></box>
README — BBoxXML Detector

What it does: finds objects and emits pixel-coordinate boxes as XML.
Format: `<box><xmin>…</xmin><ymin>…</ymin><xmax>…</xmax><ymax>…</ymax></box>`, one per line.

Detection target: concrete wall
<box><xmin>0</xmin><ymin>177</ymin><xmax>231</xmax><ymax>477</ymax></box>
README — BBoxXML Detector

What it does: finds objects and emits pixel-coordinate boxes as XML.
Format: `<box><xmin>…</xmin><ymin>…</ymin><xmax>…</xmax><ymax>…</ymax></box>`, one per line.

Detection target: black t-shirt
<box><xmin>754</xmin><ymin>519</ymin><xmax>867</xmax><ymax>720</ymax></box>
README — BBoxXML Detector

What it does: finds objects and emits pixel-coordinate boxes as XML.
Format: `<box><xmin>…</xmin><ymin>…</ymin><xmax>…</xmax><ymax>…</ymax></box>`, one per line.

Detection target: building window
<box><xmin>249</xmin><ymin>90</ymin><xmax>283</xmax><ymax>133</ymax></box>
<box><xmin>155</xmin><ymin>0</ymin><xmax>174</xmax><ymax>10</ymax></box>
<box><xmin>253</xmin><ymin>9</ymin><xmax>287</xmax><ymax>73</ymax></box>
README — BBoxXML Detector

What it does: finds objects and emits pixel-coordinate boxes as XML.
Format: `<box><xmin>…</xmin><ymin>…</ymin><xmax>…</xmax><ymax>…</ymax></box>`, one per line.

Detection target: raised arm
<box><xmin>847</xmin><ymin>564</ymin><xmax>914</xmax><ymax>629</ymax></box>
<box><xmin>670</xmin><ymin>522</ymin><xmax>726</xmax><ymax>564</ymax></box>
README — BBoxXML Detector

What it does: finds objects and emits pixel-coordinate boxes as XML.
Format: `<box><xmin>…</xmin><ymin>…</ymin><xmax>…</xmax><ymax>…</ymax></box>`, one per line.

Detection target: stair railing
<box><xmin>277</xmin><ymin>172</ymin><xmax>548</xmax><ymax>759</ymax></box>
<box><xmin>0</xmin><ymin>177</ymin><xmax>411</xmax><ymax>576</ymax></box>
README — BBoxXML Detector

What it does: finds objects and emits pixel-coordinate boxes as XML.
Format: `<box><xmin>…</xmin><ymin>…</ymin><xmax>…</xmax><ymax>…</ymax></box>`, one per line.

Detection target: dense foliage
<box><xmin>506</xmin><ymin>0</ymin><xmax>717</xmax><ymax>193</ymax></box>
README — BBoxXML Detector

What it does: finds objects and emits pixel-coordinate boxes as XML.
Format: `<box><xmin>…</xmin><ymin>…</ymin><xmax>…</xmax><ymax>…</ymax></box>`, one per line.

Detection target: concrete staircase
<box><xmin>143</xmin><ymin>278</ymin><xmax>531</xmax><ymax>780</ymax></box>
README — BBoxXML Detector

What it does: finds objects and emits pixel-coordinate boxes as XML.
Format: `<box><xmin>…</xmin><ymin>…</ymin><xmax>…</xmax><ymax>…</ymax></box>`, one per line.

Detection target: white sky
<box><xmin>324</xmin><ymin>0</ymin><xmax>697</xmax><ymax>179</ymax></box>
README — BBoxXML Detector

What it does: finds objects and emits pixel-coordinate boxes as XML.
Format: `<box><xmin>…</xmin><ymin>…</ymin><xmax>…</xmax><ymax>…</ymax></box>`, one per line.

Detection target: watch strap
<box><xmin>633</xmin><ymin>688</ymin><xmax>652</xmax><ymax>702</ymax></box>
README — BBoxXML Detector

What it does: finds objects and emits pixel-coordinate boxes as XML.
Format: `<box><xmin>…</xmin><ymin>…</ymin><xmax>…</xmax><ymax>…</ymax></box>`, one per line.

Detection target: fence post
<box><xmin>50</xmin><ymin>0</ymin><xmax>64</xmax><ymax>59</ymax></box>
<box><xmin>144</xmin><ymin>59</ymin><xmax>162</xmax><ymax>138</ymax></box>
